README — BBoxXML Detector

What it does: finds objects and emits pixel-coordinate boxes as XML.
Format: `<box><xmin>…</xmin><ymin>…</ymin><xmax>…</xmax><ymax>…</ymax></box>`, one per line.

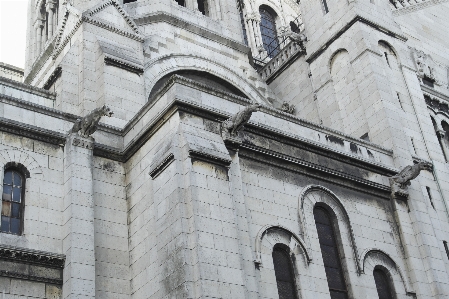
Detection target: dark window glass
<box><xmin>123</xmin><ymin>0</ymin><xmax>137</xmax><ymax>3</ymax></box>
<box><xmin>373</xmin><ymin>269</ymin><xmax>394</xmax><ymax>299</ymax></box>
<box><xmin>259</xmin><ymin>7</ymin><xmax>279</xmax><ymax>58</ymax></box>
<box><xmin>314</xmin><ymin>207</ymin><xmax>348</xmax><ymax>299</ymax></box>
<box><xmin>198</xmin><ymin>0</ymin><xmax>208</xmax><ymax>15</ymax></box>
<box><xmin>175</xmin><ymin>0</ymin><xmax>185</xmax><ymax>6</ymax></box>
<box><xmin>272</xmin><ymin>246</ymin><xmax>298</xmax><ymax>299</ymax></box>
<box><xmin>1</xmin><ymin>170</ymin><xmax>24</xmax><ymax>235</ymax></box>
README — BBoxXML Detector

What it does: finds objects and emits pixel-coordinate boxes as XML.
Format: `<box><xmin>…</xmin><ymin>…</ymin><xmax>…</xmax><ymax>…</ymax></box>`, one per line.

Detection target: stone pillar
<box><xmin>34</xmin><ymin>21</ymin><xmax>42</xmax><ymax>59</ymax></box>
<box><xmin>62</xmin><ymin>133</ymin><xmax>96</xmax><ymax>299</ymax></box>
<box><xmin>46</xmin><ymin>2</ymin><xmax>55</xmax><ymax>39</ymax></box>
<box><xmin>245</xmin><ymin>15</ymin><xmax>257</xmax><ymax>52</ymax></box>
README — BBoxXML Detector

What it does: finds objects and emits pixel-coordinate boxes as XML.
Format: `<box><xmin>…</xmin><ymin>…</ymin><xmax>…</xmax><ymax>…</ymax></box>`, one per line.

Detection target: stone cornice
<box><xmin>239</xmin><ymin>145</ymin><xmax>391</xmax><ymax>199</ymax></box>
<box><xmin>133</xmin><ymin>11</ymin><xmax>249</xmax><ymax>54</ymax></box>
<box><xmin>83</xmin><ymin>15</ymin><xmax>144</xmax><ymax>42</ymax></box>
<box><xmin>188</xmin><ymin>150</ymin><xmax>232</xmax><ymax>168</ymax></box>
<box><xmin>0</xmin><ymin>244</ymin><xmax>65</xmax><ymax>269</ymax></box>
<box><xmin>392</xmin><ymin>0</ymin><xmax>449</xmax><ymax>16</ymax></box>
<box><xmin>0</xmin><ymin>117</ymin><xmax>66</xmax><ymax>145</ymax></box>
<box><xmin>421</xmin><ymin>84</ymin><xmax>449</xmax><ymax>103</ymax></box>
<box><xmin>0</xmin><ymin>62</ymin><xmax>24</xmax><ymax>75</ymax></box>
<box><xmin>0</xmin><ymin>76</ymin><xmax>56</xmax><ymax>99</ymax></box>
<box><xmin>104</xmin><ymin>55</ymin><xmax>144</xmax><ymax>74</ymax></box>
<box><xmin>306</xmin><ymin>15</ymin><xmax>407</xmax><ymax>64</ymax></box>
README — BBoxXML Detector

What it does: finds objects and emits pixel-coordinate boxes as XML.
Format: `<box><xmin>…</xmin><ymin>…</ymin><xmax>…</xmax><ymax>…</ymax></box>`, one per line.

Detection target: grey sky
<box><xmin>0</xmin><ymin>0</ymin><xmax>28</xmax><ymax>69</ymax></box>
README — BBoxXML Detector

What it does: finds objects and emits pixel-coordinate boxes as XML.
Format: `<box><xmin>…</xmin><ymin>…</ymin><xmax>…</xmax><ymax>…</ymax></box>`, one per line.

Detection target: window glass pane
<box><xmin>11</xmin><ymin>202</ymin><xmax>20</xmax><ymax>218</ymax></box>
<box><xmin>259</xmin><ymin>8</ymin><xmax>279</xmax><ymax>58</ymax></box>
<box><xmin>10</xmin><ymin>217</ymin><xmax>20</xmax><ymax>235</ymax></box>
<box><xmin>1</xmin><ymin>216</ymin><xmax>10</xmax><ymax>232</ymax></box>
<box><xmin>373</xmin><ymin>269</ymin><xmax>394</xmax><ymax>299</ymax></box>
<box><xmin>2</xmin><ymin>185</ymin><xmax>12</xmax><ymax>201</ymax></box>
<box><xmin>2</xmin><ymin>201</ymin><xmax>11</xmax><ymax>216</ymax></box>
<box><xmin>272</xmin><ymin>247</ymin><xmax>297</xmax><ymax>299</ymax></box>
<box><xmin>3</xmin><ymin>171</ymin><xmax>12</xmax><ymax>185</ymax></box>
<box><xmin>13</xmin><ymin>172</ymin><xmax>22</xmax><ymax>186</ymax></box>
<box><xmin>314</xmin><ymin>207</ymin><xmax>348</xmax><ymax>298</ymax></box>
<box><xmin>12</xmin><ymin>187</ymin><xmax>21</xmax><ymax>203</ymax></box>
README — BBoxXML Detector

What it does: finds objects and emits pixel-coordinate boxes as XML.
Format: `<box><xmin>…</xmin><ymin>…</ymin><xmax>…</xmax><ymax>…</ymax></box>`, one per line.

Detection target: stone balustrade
<box><xmin>259</xmin><ymin>40</ymin><xmax>304</xmax><ymax>81</ymax></box>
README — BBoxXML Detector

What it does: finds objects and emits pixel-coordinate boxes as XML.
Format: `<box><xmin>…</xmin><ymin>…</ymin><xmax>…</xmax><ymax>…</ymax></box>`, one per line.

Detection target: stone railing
<box><xmin>259</xmin><ymin>40</ymin><xmax>305</xmax><ymax>81</ymax></box>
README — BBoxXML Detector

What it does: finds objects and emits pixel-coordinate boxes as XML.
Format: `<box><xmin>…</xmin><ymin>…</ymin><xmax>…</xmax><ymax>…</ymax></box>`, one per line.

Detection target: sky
<box><xmin>0</xmin><ymin>0</ymin><xmax>28</xmax><ymax>69</ymax></box>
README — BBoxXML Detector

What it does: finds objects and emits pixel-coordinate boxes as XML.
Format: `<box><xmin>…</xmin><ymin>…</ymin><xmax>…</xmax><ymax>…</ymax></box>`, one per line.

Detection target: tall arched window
<box><xmin>272</xmin><ymin>245</ymin><xmax>298</xmax><ymax>299</ymax></box>
<box><xmin>373</xmin><ymin>268</ymin><xmax>394</xmax><ymax>299</ymax></box>
<box><xmin>1</xmin><ymin>170</ymin><xmax>25</xmax><ymax>235</ymax></box>
<box><xmin>259</xmin><ymin>7</ymin><xmax>279</xmax><ymax>58</ymax></box>
<box><xmin>313</xmin><ymin>206</ymin><xmax>348</xmax><ymax>299</ymax></box>
<box><xmin>198</xmin><ymin>0</ymin><xmax>209</xmax><ymax>15</ymax></box>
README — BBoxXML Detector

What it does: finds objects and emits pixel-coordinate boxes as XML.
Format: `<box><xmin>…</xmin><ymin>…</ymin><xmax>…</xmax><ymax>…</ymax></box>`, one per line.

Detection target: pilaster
<box><xmin>62</xmin><ymin>133</ymin><xmax>96</xmax><ymax>299</ymax></box>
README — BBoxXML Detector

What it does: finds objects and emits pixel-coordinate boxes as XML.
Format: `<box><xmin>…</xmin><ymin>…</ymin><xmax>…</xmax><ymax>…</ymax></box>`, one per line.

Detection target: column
<box><xmin>62</xmin><ymin>133</ymin><xmax>96</xmax><ymax>299</ymax></box>
<box><xmin>34</xmin><ymin>20</ymin><xmax>44</xmax><ymax>58</ymax></box>
<box><xmin>245</xmin><ymin>15</ymin><xmax>257</xmax><ymax>52</ymax></box>
<box><xmin>46</xmin><ymin>2</ymin><xmax>55</xmax><ymax>39</ymax></box>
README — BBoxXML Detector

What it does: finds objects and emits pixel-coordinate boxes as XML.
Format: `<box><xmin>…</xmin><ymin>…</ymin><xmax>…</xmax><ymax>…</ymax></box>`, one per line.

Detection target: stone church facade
<box><xmin>0</xmin><ymin>0</ymin><xmax>449</xmax><ymax>297</ymax></box>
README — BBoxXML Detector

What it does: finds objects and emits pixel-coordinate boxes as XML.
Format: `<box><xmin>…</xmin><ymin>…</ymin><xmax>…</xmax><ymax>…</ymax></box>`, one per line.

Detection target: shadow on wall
<box><xmin>148</xmin><ymin>70</ymin><xmax>249</xmax><ymax>101</ymax></box>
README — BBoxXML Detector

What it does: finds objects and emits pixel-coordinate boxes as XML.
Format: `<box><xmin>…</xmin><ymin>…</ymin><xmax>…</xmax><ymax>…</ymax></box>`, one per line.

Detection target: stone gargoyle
<box><xmin>221</xmin><ymin>103</ymin><xmax>262</xmax><ymax>141</ymax></box>
<box><xmin>71</xmin><ymin>105</ymin><xmax>114</xmax><ymax>138</ymax></box>
<box><xmin>286</xmin><ymin>32</ymin><xmax>307</xmax><ymax>52</ymax></box>
<box><xmin>389</xmin><ymin>159</ymin><xmax>433</xmax><ymax>199</ymax></box>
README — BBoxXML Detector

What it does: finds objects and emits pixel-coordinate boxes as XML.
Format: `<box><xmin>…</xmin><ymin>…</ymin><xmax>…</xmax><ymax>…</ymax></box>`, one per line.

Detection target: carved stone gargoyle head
<box><xmin>389</xmin><ymin>159</ymin><xmax>433</xmax><ymax>200</ymax></box>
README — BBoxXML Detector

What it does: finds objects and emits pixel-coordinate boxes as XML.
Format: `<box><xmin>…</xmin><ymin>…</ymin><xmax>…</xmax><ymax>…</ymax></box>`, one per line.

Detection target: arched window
<box><xmin>373</xmin><ymin>268</ymin><xmax>394</xmax><ymax>299</ymax></box>
<box><xmin>313</xmin><ymin>206</ymin><xmax>348</xmax><ymax>299</ymax></box>
<box><xmin>1</xmin><ymin>170</ymin><xmax>25</xmax><ymax>235</ymax></box>
<box><xmin>259</xmin><ymin>7</ymin><xmax>279</xmax><ymax>58</ymax></box>
<box><xmin>272</xmin><ymin>245</ymin><xmax>298</xmax><ymax>299</ymax></box>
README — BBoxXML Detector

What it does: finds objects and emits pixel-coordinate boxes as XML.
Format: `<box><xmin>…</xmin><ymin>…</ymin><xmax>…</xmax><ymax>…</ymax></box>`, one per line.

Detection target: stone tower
<box><xmin>0</xmin><ymin>0</ymin><xmax>448</xmax><ymax>297</ymax></box>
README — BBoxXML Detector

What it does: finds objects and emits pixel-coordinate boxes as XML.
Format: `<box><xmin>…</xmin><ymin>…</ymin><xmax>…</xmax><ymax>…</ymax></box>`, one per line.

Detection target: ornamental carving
<box><xmin>0</xmin><ymin>245</ymin><xmax>65</xmax><ymax>269</ymax></box>
<box><xmin>279</xmin><ymin>101</ymin><xmax>296</xmax><ymax>114</ymax></box>
<box><xmin>389</xmin><ymin>159</ymin><xmax>433</xmax><ymax>199</ymax></box>
<box><xmin>71</xmin><ymin>105</ymin><xmax>113</xmax><ymax>138</ymax></box>
<box><xmin>221</xmin><ymin>103</ymin><xmax>261</xmax><ymax>145</ymax></box>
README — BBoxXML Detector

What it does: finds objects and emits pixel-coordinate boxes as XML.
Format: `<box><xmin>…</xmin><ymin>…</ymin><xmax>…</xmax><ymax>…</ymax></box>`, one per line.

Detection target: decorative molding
<box><xmin>43</xmin><ymin>66</ymin><xmax>62</xmax><ymax>90</ymax></box>
<box><xmin>0</xmin><ymin>245</ymin><xmax>65</xmax><ymax>269</ymax></box>
<box><xmin>82</xmin><ymin>16</ymin><xmax>144</xmax><ymax>42</ymax></box>
<box><xmin>23</xmin><ymin>38</ymin><xmax>56</xmax><ymax>85</ymax></box>
<box><xmin>83</xmin><ymin>0</ymin><xmax>141</xmax><ymax>34</ymax></box>
<box><xmin>240</xmin><ymin>145</ymin><xmax>392</xmax><ymax>199</ymax></box>
<box><xmin>392</xmin><ymin>0</ymin><xmax>449</xmax><ymax>16</ymax></box>
<box><xmin>0</xmin><ymin>117</ymin><xmax>66</xmax><ymax>145</ymax></box>
<box><xmin>188</xmin><ymin>150</ymin><xmax>232</xmax><ymax>168</ymax></box>
<box><xmin>104</xmin><ymin>55</ymin><xmax>144</xmax><ymax>74</ymax></box>
<box><xmin>0</xmin><ymin>270</ymin><xmax>63</xmax><ymax>285</ymax></box>
<box><xmin>254</xmin><ymin>224</ymin><xmax>312</xmax><ymax>266</ymax></box>
<box><xmin>306</xmin><ymin>16</ymin><xmax>407</xmax><ymax>64</ymax></box>
<box><xmin>72</xmin><ymin>136</ymin><xmax>94</xmax><ymax>149</ymax></box>
<box><xmin>149</xmin><ymin>153</ymin><xmax>175</xmax><ymax>178</ymax></box>
<box><xmin>0</xmin><ymin>76</ymin><xmax>56</xmax><ymax>99</ymax></box>
<box><xmin>134</xmin><ymin>12</ymin><xmax>249</xmax><ymax>54</ymax></box>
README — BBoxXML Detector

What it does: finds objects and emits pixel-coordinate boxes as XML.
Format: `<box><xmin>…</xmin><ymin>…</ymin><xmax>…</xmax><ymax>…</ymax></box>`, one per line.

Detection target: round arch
<box><xmin>254</xmin><ymin>224</ymin><xmax>312</xmax><ymax>266</ymax></box>
<box><xmin>361</xmin><ymin>248</ymin><xmax>413</xmax><ymax>295</ymax></box>
<box><xmin>299</xmin><ymin>184</ymin><xmax>362</xmax><ymax>273</ymax></box>
<box><xmin>144</xmin><ymin>54</ymin><xmax>271</xmax><ymax>105</ymax></box>
<box><xmin>0</xmin><ymin>150</ymin><xmax>43</xmax><ymax>179</ymax></box>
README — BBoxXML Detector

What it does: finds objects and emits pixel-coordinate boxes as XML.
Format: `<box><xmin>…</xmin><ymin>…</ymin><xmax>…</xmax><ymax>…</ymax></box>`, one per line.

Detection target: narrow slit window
<box><xmin>373</xmin><ymin>268</ymin><xmax>394</xmax><ymax>299</ymax></box>
<box><xmin>124</xmin><ymin>0</ymin><xmax>137</xmax><ymax>3</ymax></box>
<box><xmin>396</xmin><ymin>92</ymin><xmax>403</xmax><ymax>110</ymax></box>
<box><xmin>175</xmin><ymin>0</ymin><xmax>185</xmax><ymax>6</ymax></box>
<box><xmin>314</xmin><ymin>207</ymin><xmax>348</xmax><ymax>299</ymax></box>
<box><xmin>426</xmin><ymin>186</ymin><xmax>435</xmax><ymax>209</ymax></box>
<box><xmin>322</xmin><ymin>0</ymin><xmax>329</xmax><ymax>13</ymax></box>
<box><xmin>1</xmin><ymin>170</ymin><xmax>25</xmax><ymax>235</ymax></box>
<box><xmin>444</xmin><ymin>241</ymin><xmax>449</xmax><ymax>260</ymax></box>
<box><xmin>384</xmin><ymin>52</ymin><xmax>390</xmax><ymax>67</ymax></box>
<box><xmin>411</xmin><ymin>138</ymin><xmax>417</xmax><ymax>154</ymax></box>
<box><xmin>272</xmin><ymin>245</ymin><xmax>298</xmax><ymax>299</ymax></box>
